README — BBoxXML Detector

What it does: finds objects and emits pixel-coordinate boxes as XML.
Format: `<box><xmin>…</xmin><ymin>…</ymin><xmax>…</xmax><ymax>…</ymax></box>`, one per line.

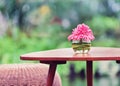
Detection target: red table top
<box><xmin>20</xmin><ymin>47</ymin><xmax>120</xmax><ymax>61</ymax></box>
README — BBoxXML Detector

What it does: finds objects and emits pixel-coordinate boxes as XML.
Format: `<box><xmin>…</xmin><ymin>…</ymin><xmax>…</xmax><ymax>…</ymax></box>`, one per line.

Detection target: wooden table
<box><xmin>20</xmin><ymin>47</ymin><xmax>120</xmax><ymax>86</ymax></box>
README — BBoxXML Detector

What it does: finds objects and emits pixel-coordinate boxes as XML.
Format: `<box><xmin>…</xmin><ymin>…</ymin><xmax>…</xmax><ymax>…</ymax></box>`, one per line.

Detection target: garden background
<box><xmin>0</xmin><ymin>0</ymin><xmax>120</xmax><ymax>86</ymax></box>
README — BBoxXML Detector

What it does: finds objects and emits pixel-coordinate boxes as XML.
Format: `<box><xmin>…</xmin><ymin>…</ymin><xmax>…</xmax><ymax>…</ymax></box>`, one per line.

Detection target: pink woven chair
<box><xmin>0</xmin><ymin>64</ymin><xmax>61</xmax><ymax>86</ymax></box>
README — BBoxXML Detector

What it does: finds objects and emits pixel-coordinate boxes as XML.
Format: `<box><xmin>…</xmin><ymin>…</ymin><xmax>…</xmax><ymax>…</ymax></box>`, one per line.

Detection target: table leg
<box><xmin>47</xmin><ymin>63</ymin><xmax>57</xmax><ymax>86</ymax></box>
<box><xmin>116</xmin><ymin>60</ymin><xmax>120</xmax><ymax>64</ymax></box>
<box><xmin>86</xmin><ymin>61</ymin><xmax>93</xmax><ymax>86</ymax></box>
<box><xmin>40</xmin><ymin>61</ymin><xmax>66</xmax><ymax>86</ymax></box>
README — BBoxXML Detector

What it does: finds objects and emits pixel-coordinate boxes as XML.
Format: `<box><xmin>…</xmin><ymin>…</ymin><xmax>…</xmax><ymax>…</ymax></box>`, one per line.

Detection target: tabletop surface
<box><xmin>20</xmin><ymin>47</ymin><xmax>120</xmax><ymax>61</ymax></box>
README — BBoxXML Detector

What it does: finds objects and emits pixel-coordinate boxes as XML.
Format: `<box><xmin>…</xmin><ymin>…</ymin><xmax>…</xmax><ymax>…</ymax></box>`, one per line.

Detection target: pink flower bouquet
<box><xmin>68</xmin><ymin>23</ymin><xmax>95</xmax><ymax>53</ymax></box>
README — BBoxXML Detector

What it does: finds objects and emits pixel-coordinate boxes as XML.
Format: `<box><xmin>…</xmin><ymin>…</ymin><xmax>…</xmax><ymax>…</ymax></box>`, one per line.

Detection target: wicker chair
<box><xmin>0</xmin><ymin>64</ymin><xmax>61</xmax><ymax>86</ymax></box>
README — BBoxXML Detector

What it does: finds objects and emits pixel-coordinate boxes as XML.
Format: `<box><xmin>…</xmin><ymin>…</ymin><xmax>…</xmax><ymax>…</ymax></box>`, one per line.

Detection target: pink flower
<box><xmin>68</xmin><ymin>23</ymin><xmax>95</xmax><ymax>42</ymax></box>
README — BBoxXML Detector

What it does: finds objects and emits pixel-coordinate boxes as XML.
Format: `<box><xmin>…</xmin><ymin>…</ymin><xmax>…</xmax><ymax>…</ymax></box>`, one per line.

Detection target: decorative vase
<box><xmin>72</xmin><ymin>40</ymin><xmax>91</xmax><ymax>54</ymax></box>
<box><xmin>68</xmin><ymin>23</ymin><xmax>95</xmax><ymax>54</ymax></box>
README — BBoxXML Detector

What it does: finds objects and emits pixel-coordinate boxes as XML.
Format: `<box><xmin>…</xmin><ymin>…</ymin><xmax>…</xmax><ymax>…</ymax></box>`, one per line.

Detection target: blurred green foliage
<box><xmin>0</xmin><ymin>0</ymin><xmax>120</xmax><ymax>76</ymax></box>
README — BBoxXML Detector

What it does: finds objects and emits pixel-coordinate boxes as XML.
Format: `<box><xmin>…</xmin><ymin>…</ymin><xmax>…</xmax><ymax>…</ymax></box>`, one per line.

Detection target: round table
<box><xmin>20</xmin><ymin>47</ymin><xmax>120</xmax><ymax>86</ymax></box>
